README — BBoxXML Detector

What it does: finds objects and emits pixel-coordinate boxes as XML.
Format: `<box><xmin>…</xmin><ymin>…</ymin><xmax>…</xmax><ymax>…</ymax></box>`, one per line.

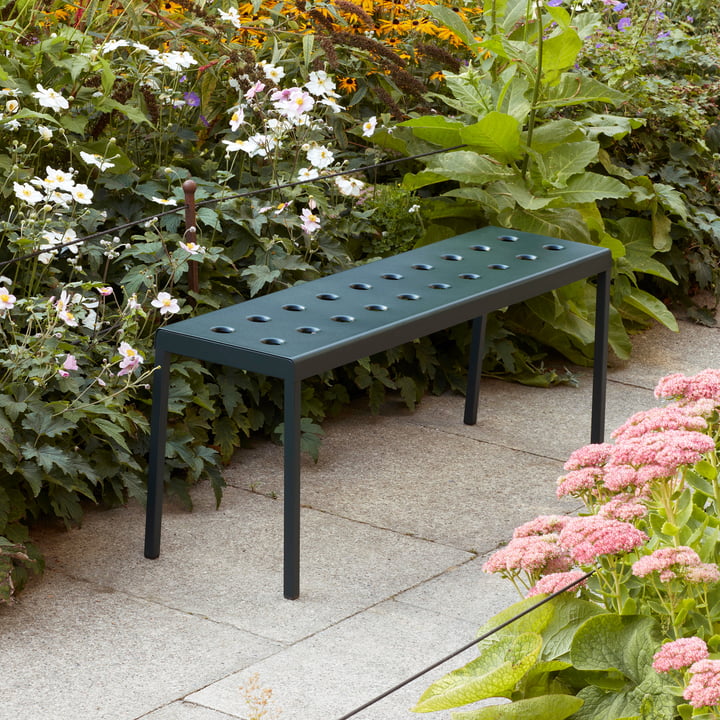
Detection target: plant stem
<box><xmin>521</xmin><ymin>3</ymin><xmax>543</xmax><ymax>179</ymax></box>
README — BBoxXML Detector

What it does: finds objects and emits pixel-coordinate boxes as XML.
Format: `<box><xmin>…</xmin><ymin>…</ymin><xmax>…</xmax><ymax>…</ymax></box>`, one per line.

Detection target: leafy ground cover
<box><xmin>0</xmin><ymin>0</ymin><xmax>719</xmax><ymax>601</ymax></box>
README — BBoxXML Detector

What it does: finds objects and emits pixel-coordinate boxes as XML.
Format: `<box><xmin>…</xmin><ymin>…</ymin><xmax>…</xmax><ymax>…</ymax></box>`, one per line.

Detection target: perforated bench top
<box><xmin>157</xmin><ymin>226</ymin><xmax>611</xmax><ymax>380</ymax></box>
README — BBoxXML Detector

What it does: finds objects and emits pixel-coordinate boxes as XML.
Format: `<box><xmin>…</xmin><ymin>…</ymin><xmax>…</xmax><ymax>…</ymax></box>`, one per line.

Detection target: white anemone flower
<box><xmin>306</xmin><ymin>144</ymin><xmax>335</xmax><ymax>169</ymax></box>
<box><xmin>32</xmin><ymin>84</ymin><xmax>69</xmax><ymax>111</ymax></box>
<box><xmin>13</xmin><ymin>181</ymin><xmax>43</xmax><ymax>205</ymax></box>
<box><xmin>71</xmin><ymin>184</ymin><xmax>93</xmax><ymax>204</ymax></box>
<box><xmin>79</xmin><ymin>151</ymin><xmax>115</xmax><ymax>171</ymax></box>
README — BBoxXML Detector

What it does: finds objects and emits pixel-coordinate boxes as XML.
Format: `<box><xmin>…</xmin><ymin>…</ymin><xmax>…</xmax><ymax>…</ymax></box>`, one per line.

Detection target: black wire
<box><xmin>334</xmin><ymin>570</ymin><xmax>595</xmax><ymax>720</ymax></box>
<box><xmin>0</xmin><ymin>144</ymin><xmax>467</xmax><ymax>271</ymax></box>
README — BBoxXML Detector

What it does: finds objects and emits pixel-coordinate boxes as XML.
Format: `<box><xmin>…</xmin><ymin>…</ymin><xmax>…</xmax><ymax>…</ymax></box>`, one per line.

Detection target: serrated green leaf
<box><xmin>93</xmin><ymin>418</ymin><xmax>131</xmax><ymax>452</ymax></box>
<box><xmin>413</xmin><ymin>633</ymin><xmax>542</xmax><ymax>712</ymax></box>
<box><xmin>451</xmin><ymin>694</ymin><xmax>583</xmax><ymax>720</ymax></box>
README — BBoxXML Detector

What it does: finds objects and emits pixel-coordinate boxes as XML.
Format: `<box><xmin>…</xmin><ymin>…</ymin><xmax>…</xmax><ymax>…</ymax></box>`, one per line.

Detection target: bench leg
<box><xmin>464</xmin><ymin>315</ymin><xmax>486</xmax><ymax>426</ymax></box>
<box><xmin>284</xmin><ymin>378</ymin><xmax>302</xmax><ymax>599</ymax></box>
<box><xmin>144</xmin><ymin>349</ymin><xmax>170</xmax><ymax>559</ymax></box>
<box><xmin>591</xmin><ymin>270</ymin><xmax>610</xmax><ymax>444</ymax></box>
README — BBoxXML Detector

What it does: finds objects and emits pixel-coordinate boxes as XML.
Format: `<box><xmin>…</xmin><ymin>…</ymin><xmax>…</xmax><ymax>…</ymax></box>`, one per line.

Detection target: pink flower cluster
<box><xmin>512</xmin><ymin>515</ymin><xmax>571</xmax><ymax>538</ymax></box>
<box><xmin>557</xmin><ymin>429</ymin><xmax>714</xmax><ymax>501</ymax></box>
<box><xmin>481</xmin><ymin>533</ymin><xmax>572</xmax><ymax>576</ymax></box>
<box><xmin>683</xmin><ymin>659</ymin><xmax>720</xmax><ymax>708</ymax></box>
<box><xmin>632</xmin><ymin>546</ymin><xmax>720</xmax><ymax>584</ymax></box>
<box><xmin>652</xmin><ymin>637</ymin><xmax>709</xmax><ymax>673</ymax></box>
<box><xmin>655</xmin><ymin>369</ymin><xmax>720</xmax><ymax>404</ymax></box>
<box><xmin>527</xmin><ymin>571</ymin><xmax>588</xmax><ymax>597</ymax></box>
<box><xmin>612</xmin><ymin>406</ymin><xmax>708</xmax><ymax>442</ymax></box>
<box><xmin>558</xmin><ymin>516</ymin><xmax>647</xmax><ymax>565</ymax></box>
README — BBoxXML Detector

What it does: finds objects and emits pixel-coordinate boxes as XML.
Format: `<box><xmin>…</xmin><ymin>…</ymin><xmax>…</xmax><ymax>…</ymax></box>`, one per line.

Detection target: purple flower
<box><xmin>184</xmin><ymin>91</ymin><xmax>201</xmax><ymax>107</ymax></box>
<box><xmin>613</xmin><ymin>2</ymin><xmax>627</xmax><ymax>10</ymax></box>
<box><xmin>547</xmin><ymin>0</ymin><xmax>563</xmax><ymax>5</ymax></box>
<box><xmin>618</xmin><ymin>16</ymin><xmax>631</xmax><ymax>31</ymax></box>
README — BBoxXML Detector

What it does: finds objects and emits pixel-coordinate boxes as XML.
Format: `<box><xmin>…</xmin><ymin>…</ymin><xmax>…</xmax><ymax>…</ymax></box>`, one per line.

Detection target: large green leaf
<box><xmin>422</xmin><ymin>151</ymin><xmax>516</xmax><ymax>185</ymax></box>
<box><xmin>461</xmin><ymin>112</ymin><xmax>523</xmax><ymax>162</ymax></box>
<box><xmin>451</xmin><ymin>694</ymin><xmax>583</xmax><ymax>720</ymax></box>
<box><xmin>527</xmin><ymin>119</ymin><xmax>584</xmax><ymax>153</ymax></box>
<box><xmin>542</xmin><ymin>28</ymin><xmax>583</xmax><ymax>73</ymax></box>
<box><xmin>503</xmin><ymin>207</ymin><xmax>591</xmax><ymax>243</ymax></box>
<box><xmin>413</xmin><ymin>633</ymin><xmax>543</xmax><ymax>712</ymax></box>
<box><xmin>570</xmin><ymin>614</ymin><xmax>677</xmax><ymax>720</ymax></box>
<box><xmin>621</xmin><ymin>287</ymin><xmax>679</xmax><ymax>332</ymax></box>
<box><xmin>539</xmin><ymin>74</ymin><xmax>628</xmax><ymax>108</ymax></box>
<box><xmin>545</xmin><ymin>173</ymin><xmax>631</xmax><ymax>204</ymax></box>
<box><xmin>399</xmin><ymin>116</ymin><xmax>465</xmax><ymax>147</ymax></box>
<box><xmin>534</xmin><ymin>141</ymin><xmax>599</xmax><ymax>187</ymax></box>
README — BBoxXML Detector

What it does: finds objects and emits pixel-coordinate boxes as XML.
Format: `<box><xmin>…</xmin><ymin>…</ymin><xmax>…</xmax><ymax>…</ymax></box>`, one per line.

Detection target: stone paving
<box><xmin>1</xmin><ymin>316</ymin><xmax>719</xmax><ymax>719</ymax></box>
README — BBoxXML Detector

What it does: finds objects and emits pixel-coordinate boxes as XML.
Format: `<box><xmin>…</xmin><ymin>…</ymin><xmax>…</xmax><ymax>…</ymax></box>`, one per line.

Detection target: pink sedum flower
<box><xmin>513</xmin><ymin>515</ymin><xmax>571</xmax><ymax>538</ymax></box>
<box><xmin>631</xmin><ymin>546</ymin><xmax>718</xmax><ymax>583</ymax></box>
<box><xmin>482</xmin><ymin>534</ymin><xmax>572</xmax><ymax>576</ymax></box>
<box><xmin>527</xmin><ymin>570</ymin><xmax>588</xmax><ymax>597</ymax></box>
<box><xmin>557</xmin><ymin>466</ymin><xmax>605</xmax><ymax>498</ymax></box>
<box><xmin>653</xmin><ymin>638</ymin><xmax>709</xmax><ymax>673</ymax></box>
<box><xmin>610</xmin><ymin>430</ymin><xmax>714</xmax><ymax>478</ymax></box>
<box><xmin>684</xmin><ymin>659</ymin><xmax>720</xmax><ymax>708</ymax></box>
<box><xmin>612</xmin><ymin>406</ymin><xmax>708</xmax><ymax>442</ymax></box>
<box><xmin>597</xmin><ymin>493</ymin><xmax>648</xmax><ymax>521</ymax></box>
<box><xmin>558</xmin><ymin>516</ymin><xmax>647</xmax><ymax>565</ymax></box>
<box><xmin>655</xmin><ymin>369</ymin><xmax>720</xmax><ymax>404</ymax></box>
<box><xmin>563</xmin><ymin>443</ymin><xmax>614</xmax><ymax>471</ymax></box>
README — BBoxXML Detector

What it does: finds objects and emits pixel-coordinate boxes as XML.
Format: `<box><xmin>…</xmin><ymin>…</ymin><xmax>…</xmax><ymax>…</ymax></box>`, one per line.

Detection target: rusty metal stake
<box><xmin>183</xmin><ymin>179</ymin><xmax>199</xmax><ymax>294</ymax></box>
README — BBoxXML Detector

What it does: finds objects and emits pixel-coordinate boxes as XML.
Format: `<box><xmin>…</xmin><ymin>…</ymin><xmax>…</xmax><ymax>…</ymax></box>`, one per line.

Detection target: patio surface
<box><xmin>1</xmin><ymin>313</ymin><xmax>719</xmax><ymax>719</ymax></box>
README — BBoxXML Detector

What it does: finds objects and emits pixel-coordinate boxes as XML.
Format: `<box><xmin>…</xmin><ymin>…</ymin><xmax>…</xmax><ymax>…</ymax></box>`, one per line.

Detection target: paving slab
<box><xmin>396</xmin><ymin>551</ymin><xmax>525</xmax><ymax>625</ymax></box>
<box><xmin>141</xmin><ymin>702</ymin><xmax>242</xmax><ymax>720</ymax></box>
<box><xmin>609</xmin><ymin>319</ymin><xmax>720</xmax><ymax>389</ymax></box>
<box><xmin>0</xmin><ymin>572</ymin><xmax>276</xmax><ymax>720</ymax></box>
<box><xmin>225</xmin><ymin>419</ymin><xmax>577</xmax><ymax>553</ymax></box>
<box><xmin>393</xmin><ymin>375</ymin><xmax>657</xmax><ymax>461</ymax></box>
<box><xmin>187</xmin><ymin>600</ymin><xmax>479</xmax><ymax>720</ymax></box>
<box><xmin>36</xmin><ymin>488</ymin><xmax>471</xmax><ymax>644</ymax></box>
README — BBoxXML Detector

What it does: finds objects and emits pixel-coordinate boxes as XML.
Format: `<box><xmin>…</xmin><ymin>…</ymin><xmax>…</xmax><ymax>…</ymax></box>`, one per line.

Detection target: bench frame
<box><xmin>144</xmin><ymin>227</ymin><xmax>612</xmax><ymax>599</ymax></box>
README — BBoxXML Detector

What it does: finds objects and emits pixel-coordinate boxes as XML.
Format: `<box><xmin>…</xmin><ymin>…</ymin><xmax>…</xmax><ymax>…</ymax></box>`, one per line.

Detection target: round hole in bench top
<box><xmin>381</xmin><ymin>273</ymin><xmax>403</xmax><ymax>280</ymax></box>
<box><xmin>411</xmin><ymin>263</ymin><xmax>433</xmax><ymax>271</ymax></box>
<box><xmin>398</xmin><ymin>293</ymin><xmax>421</xmax><ymax>301</ymax></box>
<box><xmin>350</xmin><ymin>282</ymin><xmax>372</xmax><ymax>290</ymax></box>
<box><xmin>499</xmin><ymin>234</ymin><xmax>518</xmax><ymax>242</ymax></box>
<box><xmin>365</xmin><ymin>304</ymin><xmax>388</xmax><ymax>311</ymax></box>
<box><xmin>211</xmin><ymin>325</ymin><xmax>236</xmax><ymax>333</ymax></box>
<box><xmin>331</xmin><ymin>315</ymin><xmax>355</xmax><ymax>323</ymax></box>
<box><xmin>471</xmin><ymin>244</ymin><xmax>491</xmax><ymax>252</ymax></box>
<box><xmin>282</xmin><ymin>303</ymin><xmax>305</xmax><ymax>311</ymax></box>
<box><xmin>260</xmin><ymin>337</ymin><xmax>285</xmax><ymax>345</ymax></box>
<box><xmin>488</xmin><ymin>264</ymin><xmax>509</xmax><ymax>270</ymax></box>
<box><xmin>543</xmin><ymin>243</ymin><xmax>565</xmax><ymax>251</ymax></box>
<box><xmin>459</xmin><ymin>273</ymin><xmax>481</xmax><ymax>280</ymax></box>
<box><xmin>516</xmin><ymin>254</ymin><xmax>537</xmax><ymax>261</ymax></box>
<box><xmin>246</xmin><ymin>315</ymin><xmax>271</xmax><ymax>323</ymax></box>
<box><xmin>441</xmin><ymin>253</ymin><xmax>462</xmax><ymax>261</ymax></box>
<box><xmin>429</xmin><ymin>283</ymin><xmax>451</xmax><ymax>289</ymax></box>
<box><xmin>296</xmin><ymin>326</ymin><xmax>321</xmax><ymax>334</ymax></box>
<box><xmin>317</xmin><ymin>292</ymin><xmax>340</xmax><ymax>300</ymax></box>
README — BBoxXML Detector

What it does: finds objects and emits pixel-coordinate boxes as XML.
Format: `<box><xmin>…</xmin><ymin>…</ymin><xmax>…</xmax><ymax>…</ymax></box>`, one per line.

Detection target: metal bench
<box><xmin>144</xmin><ymin>226</ymin><xmax>612</xmax><ymax>599</ymax></box>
